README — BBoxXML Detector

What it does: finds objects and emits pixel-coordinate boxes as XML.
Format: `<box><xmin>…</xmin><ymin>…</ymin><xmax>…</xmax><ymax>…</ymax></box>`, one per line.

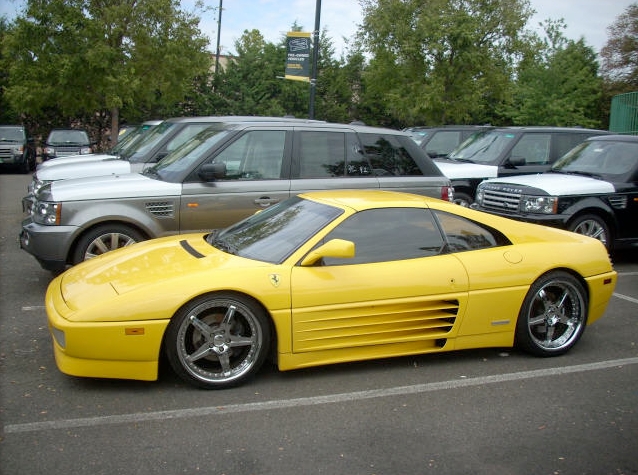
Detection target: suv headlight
<box><xmin>29</xmin><ymin>178</ymin><xmax>49</xmax><ymax>195</ymax></box>
<box><xmin>80</xmin><ymin>146</ymin><xmax>92</xmax><ymax>154</ymax></box>
<box><xmin>520</xmin><ymin>195</ymin><xmax>558</xmax><ymax>214</ymax></box>
<box><xmin>32</xmin><ymin>201</ymin><xmax>61</xmax><ymax>225</ymax></box>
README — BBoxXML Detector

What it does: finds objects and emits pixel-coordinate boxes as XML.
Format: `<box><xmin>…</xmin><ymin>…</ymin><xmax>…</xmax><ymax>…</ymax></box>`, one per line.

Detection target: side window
<box><xmin>510</xmin><ymin>134</ymin><xmax>551</xmax><ymax>164</ymax></box>
<box><xmin>319</xmin><ymin>208</ymin><xmax>445</xmax><ymax>265</ymax></box>
<box><xmin>359</xmin><ymin>133</ymin><xmax>424</xmax><ymax>176</ymax></box>
<box><xmin>298</xmin><ymin>131</ymin><xmax>346</xmax><ymax>177</ymax></box>
<box><xmin>434</xmin><ymin>210</ymin><xmax>509</xmax><ymax>252</ymax></box>
<box><xmin>553</xmin><ymin>133</ymin><xmax>593</xmax><ymax>160</ymax></box>
<box><xmin>425</xmin><ymin>131</ymin><xmax>461</xmax><ymax>157</ymax></box>
<box><xmin>215</xmin><ymin>130</ymin><xmax>286</xmax><ymax>180</ymax></box>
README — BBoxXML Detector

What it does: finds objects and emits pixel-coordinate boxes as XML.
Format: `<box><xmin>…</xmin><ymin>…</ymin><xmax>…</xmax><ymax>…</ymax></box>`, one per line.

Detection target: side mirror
<box><xmin>300</xmin><ymin>239</ymin><xmax>355</xmax><ymax>266</ymax></box>
<box><xmin>507</xmin><ymin>155</ymin><xmax>526</xmax><ymax>167</ymax></box>
<box><xmin>199</xmin><ymin>162</ymin><xmax>227</xmax><ymax>181</ymax></box>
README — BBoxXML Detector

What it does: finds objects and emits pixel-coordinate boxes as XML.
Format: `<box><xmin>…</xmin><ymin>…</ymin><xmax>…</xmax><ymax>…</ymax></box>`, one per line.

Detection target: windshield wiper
<box><xmin>561</xmin><ymin>170</ymin><xmax>604</xmax><ymax>179</ymax></box>
<box><xmin>211</xmin><ymin>236</ymin><xmax>238</xmax><ymax>255</ymax></box>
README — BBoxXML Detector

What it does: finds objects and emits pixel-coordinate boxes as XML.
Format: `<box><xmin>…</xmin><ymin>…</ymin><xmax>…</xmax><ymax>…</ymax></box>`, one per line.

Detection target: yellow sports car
<box><xmin>45</xmin><ymin>190</ymin><xmax>617</xmax><ymax>389</ymax></box>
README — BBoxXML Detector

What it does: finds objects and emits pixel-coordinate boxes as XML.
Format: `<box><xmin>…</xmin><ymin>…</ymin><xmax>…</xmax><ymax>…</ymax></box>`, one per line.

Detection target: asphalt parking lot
<box><xmin>1</xmin><ymin>171</ymin><xmax>637</xmax><ymax>475</ymax></box>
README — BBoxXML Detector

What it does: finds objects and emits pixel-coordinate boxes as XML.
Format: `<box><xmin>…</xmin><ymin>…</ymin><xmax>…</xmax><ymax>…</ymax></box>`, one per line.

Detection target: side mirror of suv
<box><xmin>198</xmin><ymin>162</ymin><xmax>227</xmax><ymax>181</ymax></box>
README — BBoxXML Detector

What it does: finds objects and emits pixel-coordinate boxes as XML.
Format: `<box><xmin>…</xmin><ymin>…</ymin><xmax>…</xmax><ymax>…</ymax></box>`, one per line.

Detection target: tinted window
<box><xmin>319</xmin><ymin>208</ymin><xmax>445</xmax><ymax>265</ymax></box>
<box><xmin>359</xmin><ymin>133</ymin><xmax>424</xmax><ymax>176</ymax></box>
<box><xmin>425</xmin><ymin>131</ymin><xmax>462</xmax><ymax>157</ymax></box>
<box><xmin>434</xmin><ymin>210</ymin><xmax>509</xmax><ymax>251</ymax></box>
<box><xmin>449</xmin><ymin>130</ymin><xmax>515</xmax><ymax>164</ymax></box>
<box><xmin>298</xmin><ymin>131</ymin><xmax>347</xmax><ymax>177</ymax></box>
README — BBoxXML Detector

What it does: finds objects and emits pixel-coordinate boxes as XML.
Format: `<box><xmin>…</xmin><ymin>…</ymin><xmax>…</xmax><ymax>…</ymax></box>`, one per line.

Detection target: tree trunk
<box><xmin>111</xmin><ymin>107</ymin><xmax>119</xmax><ymax>145</ymax></box>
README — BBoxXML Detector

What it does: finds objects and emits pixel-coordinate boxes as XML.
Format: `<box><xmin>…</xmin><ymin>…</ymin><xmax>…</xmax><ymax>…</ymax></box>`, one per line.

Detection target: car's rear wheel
<box><xmin>515</xmin><ymin>271</ymin><xmax>588</xmax><ymax>356</ymax></box>
<box><xmin>72</xmin><ymin>224</ymin><xmax>145</xmax><ymax>264</ymax></box>
<box><xmin>569</xmin><ymin>214</ymin><xmax>611</xmax><ymax>250</ymax></box>
<box><xmin>165</xmin><ymin>293</ymin><xmax>271</xmax><ymax>389</ymax></box>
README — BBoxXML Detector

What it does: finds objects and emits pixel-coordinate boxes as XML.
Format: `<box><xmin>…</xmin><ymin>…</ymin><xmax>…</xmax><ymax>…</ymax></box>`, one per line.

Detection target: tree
<box><xmin>505</xmin><ymin>20</ymin><xmax>603</xmax><ymax>128</ymax></box>
<box><xmin>356</xmin><ymin>0</ymin><xmax>534</xmax><ymax>127</ymax></box>
<box><xmin>600</xmin><ymin>2</ymin><xmax>638</xmax><ymax>92</ymax></box>
<box><xmin>2</xmin><ymin>0</ymin><xmax>212</xmax><ymax>143</ymax></box>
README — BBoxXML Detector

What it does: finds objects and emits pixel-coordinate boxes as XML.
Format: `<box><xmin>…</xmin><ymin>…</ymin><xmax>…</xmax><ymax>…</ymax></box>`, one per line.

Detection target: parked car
<box><xmin>0</xmin><ymin>125</ymin><xmax>37</xmax><ymax>173</ymax></box>
<box><xmin>26</xmin><ymin>117</ymin><xmax>309</xmax><ymax>203</ymax></box>
<box><xmin>404</xmin><ymin>125</ymin><xmax>491</xmax><ymax>158</ymax></box>
<box><xmin>20</xmin><ymin>119</ymin><xmax>453</xmax><ymax>272</ymax></box>
<box><xmin>44</xmin><ymin>189</ymin><xmax>617</xmax><ymax>389</ymax></box>
<box><xmin>473</xmin><ymin>135</ymin><xmax>638</xmax><ymax>251</ymax></box>
<box><xmin>41</xmin><ymin>129</ymin><xmax>93</xmax><ymax>161</ymax></box>
<box><xmin>439</xmin><ymin>126</ymin><xmax>610</xmax><ymax>207</ymax></box>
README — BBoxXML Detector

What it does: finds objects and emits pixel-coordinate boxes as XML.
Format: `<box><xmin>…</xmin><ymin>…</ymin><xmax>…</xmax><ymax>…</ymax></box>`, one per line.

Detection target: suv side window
<box><xmin>298</xmin><ymin>131</ymin><xmax>347</xmax><ymax>177</ymax></box>
<box><xmin>165</xmin><ymin>124</ymin><xmax>212</xmax><ymax>154</ymax></box>
<box><xmin>425</xmin><ymin>131</ymin><xmax>462</xmax><ymax>157</ymax></box>
<box><xmin>214</xmin><ymin>130</ymin><xmax>286</xmax><ymax>180</ymax></box>
<box><xmin>320</xmin><ymin>208</ymin><xmax>445</xmax><ymax>265</ymax></box>
<box><xmin>552</xmin><ymin>132</ymin><xmax>594</xmax><ymax>160</ymax></box>
<box><xmin>510</xmin><ymin>134</ymin><xmax>551</xmax><ymax>164</ymax></box>
<box><xmin>359</xmin><ymin>133</ymin><xmax>424</xmax><ymax>176</ymax></box>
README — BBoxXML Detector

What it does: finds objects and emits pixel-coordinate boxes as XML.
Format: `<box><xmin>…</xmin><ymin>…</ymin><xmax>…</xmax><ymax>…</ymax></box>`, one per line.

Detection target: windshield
<box><xmin>119</xmin><ymin>121</ymin><xmax>175</xmax><ymax>162</ymax></box>
<box><xmin>0</xmin><ymin>127</ymin><xmax>25</xmax><ymax>142</ymax></box>
<box><xmin>448</xmin><ymin>130</ymin><xmax>516</xmax><ymax>164</ymax></box>
<box><xmin>207</xmin><ymin>196</ymin><xmax>344</xmax><ymax>264</ymax></box>
<box><xmin>47</xmin><ymin>130</ymin><xmax>89</xmax><ymax>145</ymax></box>
<box><xmin>145</xmin><ymin>126</ymin><xmax>232</xmax><ymax>182</ymax></box>
<box><xmin>552</xmin><ymin>140</ymin><xmax>638</xmax><ymax>179</ymax></box>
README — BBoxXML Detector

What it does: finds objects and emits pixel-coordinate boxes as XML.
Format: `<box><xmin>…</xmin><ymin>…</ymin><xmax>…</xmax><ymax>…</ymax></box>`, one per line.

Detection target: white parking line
<box><xmin>4</xmin><ymin>357</ymin><xmax>638</xmax><ymax>435</ymax></box>
<box><xmin>613</xmin><ymin>292</ymin><xmax>638</xmax><ymax>304</ymax></box>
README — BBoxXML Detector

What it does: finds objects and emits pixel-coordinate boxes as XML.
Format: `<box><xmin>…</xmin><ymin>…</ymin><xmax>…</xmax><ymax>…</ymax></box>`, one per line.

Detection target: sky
<box><xmin>0</xmin><ymin>0</ymin><xmax>635</xmax><ymax>56</ymax></box>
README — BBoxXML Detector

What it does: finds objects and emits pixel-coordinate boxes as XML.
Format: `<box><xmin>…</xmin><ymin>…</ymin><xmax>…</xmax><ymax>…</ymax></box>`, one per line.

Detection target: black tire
<box><xmin>568</xmin><ymin>214</ymin><xmax>611</xmax><ymax>250</ymax></box>
<box><xmin>453</xmin><ymin>192</ymin><xmax>473</xmax><ymax>207</ymax></box>
<box><xmin>515</xmin><ymin>271</ymin><xmax>588</xmax><ymax>357</ymax></box>
<box><xmin>164</xmin><ymin>292</ymin><xmax>271</xmax><ymax>389</ymax></box>
<box><xmin>72</xmin><ymin>224</ymin><xmax>145</xmax><ymax>264</ymax></box>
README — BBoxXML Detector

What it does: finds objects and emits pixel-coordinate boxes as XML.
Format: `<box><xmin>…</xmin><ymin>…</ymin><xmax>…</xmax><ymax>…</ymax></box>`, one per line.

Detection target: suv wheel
<box><xmin>72</xmin><ymin>224</ymin><xmax>145</xmax><ymax>264</ymax></box>
<box><xmin>568</xmin><ymin>214</ymin><xmax>611</xmax><ymax>250</ymax></box>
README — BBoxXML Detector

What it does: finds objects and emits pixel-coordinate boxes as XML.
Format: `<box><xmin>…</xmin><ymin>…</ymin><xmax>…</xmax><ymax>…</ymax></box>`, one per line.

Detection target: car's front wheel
<box><xmin>165</xmin><ymin>293</ymin><xmax>272</xmax><ymax>389</ymax></box>
<box><xmin>515</xmin><ymin>271</ymin><xmax>588</xmax><ymax>356</ymax></box>
<box><xmin>569</xmin><ymin>214</ymin><xmax>611</xmax><ymax>250</ymax></box>
<box><xmin>72</xmin><ymin>224</ymin><xmax>145</xmax><ymax>264</ymax></box>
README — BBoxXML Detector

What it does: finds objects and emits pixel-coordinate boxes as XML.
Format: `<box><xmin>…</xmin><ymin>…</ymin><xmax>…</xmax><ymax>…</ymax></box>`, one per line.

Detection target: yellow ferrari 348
<box><xmin>45</xmin><ymin>190</ymin><xmax>617</xmax><ymax>389</ymax></box>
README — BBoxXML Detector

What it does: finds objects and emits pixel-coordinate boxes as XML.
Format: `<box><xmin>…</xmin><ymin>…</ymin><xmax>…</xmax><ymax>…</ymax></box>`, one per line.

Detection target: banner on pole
<box><xmin>285</xmin><ymin>32</ymin><xmax>311</xmax><ymax>82</ymax></box>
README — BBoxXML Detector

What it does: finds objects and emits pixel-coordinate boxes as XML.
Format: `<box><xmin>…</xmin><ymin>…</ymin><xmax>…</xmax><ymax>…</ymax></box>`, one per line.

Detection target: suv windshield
<box><xmin>119</xmin><ymin>121</ymin><xmax>175</xmax><ymax>162</ymax></box>
<box><xmin>146</xmin><ymin>126</ymin><xmax>233</xmax><ymax>182</ymax></box>
<box><xmin>552</xmin><ymin>140</ymin><xmax>638</xmax><ymax>180</ymax></box>
<box><xmin>0</xmin><ymin>126</ymin><xmax>25</xmax><ymax>142</ymax></box>
<box><xmin>47</xmin><ymin>130</ymin><xmax>89</xmax><ymax>145</ymax></box>
<box><xmin>448</xmin><ymin>130</ymin><xmax>516</xmax><ymax>164</ymax></box>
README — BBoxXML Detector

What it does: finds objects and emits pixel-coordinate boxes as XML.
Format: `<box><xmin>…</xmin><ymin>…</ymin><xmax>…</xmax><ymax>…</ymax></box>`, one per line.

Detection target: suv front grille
<box><xmin>146</xmin><ymin>201</ymin><xmax>174</xmax><ymax>218</ymax></box>
<box><xmin>480</xmin><ymin>187</ymin><xmax>522</xmax><ymax>212</ymax></box>
<box><xmin>54</xmin><ymin>146</ymin><xmax>82</xmax><ymax>156</ymax></box>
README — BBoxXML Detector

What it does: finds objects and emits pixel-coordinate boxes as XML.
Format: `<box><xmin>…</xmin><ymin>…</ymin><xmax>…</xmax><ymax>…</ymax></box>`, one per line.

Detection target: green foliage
<box><xmin>2</xmin><ymin>0</ymin><xmax>211</xmax><ymax>138</ymax></box>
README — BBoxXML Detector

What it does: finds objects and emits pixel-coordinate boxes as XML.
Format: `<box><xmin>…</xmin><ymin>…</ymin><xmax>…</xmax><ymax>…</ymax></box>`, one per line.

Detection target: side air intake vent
<box><xmin>146</xmin><ymin>201</ymin><xmax>174</xmax><ymax>218</ymax></box>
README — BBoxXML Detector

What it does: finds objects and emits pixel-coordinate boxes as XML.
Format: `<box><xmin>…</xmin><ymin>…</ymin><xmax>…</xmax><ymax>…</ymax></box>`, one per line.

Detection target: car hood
<box><xmin>483</xmin><ymin>173</ymin><xmax>615</xmax><ymax>195</ymax></box>
<box><xmin>54</xmin><ymin>234</ymin><xmax>268</xmax><ymax>322</ymax></box>
<box><xmin>36</xmin><ymin>159</ymin><xmax>132</xmax><ymax>181</ymax></box>
<box><xmin>37</xmin><ymin>153</ymin><xmax>116</xmax><ymax>169</ymax></box>
<box><xmin>434</xmin><ymin>159</ymin><xmax>498</xmax><ymax>179</ymax></box>
<box><xmin>46</xmin><ymin>172</ymin><xmax>180</xmax><ymax>201</ymax></box>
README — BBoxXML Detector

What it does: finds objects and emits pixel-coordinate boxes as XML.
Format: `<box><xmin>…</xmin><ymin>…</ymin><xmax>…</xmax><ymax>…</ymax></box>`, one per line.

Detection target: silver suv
<box><xmin>20</xmin><ymin>119</ymin><xmax>453</xmax><ymax>271</ymax></box>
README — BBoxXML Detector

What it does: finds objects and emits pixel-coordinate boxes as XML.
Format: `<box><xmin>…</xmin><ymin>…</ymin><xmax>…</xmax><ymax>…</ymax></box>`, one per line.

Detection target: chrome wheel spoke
<box><xmin>187</xmin><ymin>343</ymin><xmax>213</xmax><ymax>362</ymax></box>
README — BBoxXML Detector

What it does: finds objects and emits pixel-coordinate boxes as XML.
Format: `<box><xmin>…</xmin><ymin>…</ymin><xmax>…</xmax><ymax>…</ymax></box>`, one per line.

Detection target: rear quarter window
<box><xmin>359</xmin><ymin>133</ymin><xmax>440</xmax><ymax>176</ymax></box>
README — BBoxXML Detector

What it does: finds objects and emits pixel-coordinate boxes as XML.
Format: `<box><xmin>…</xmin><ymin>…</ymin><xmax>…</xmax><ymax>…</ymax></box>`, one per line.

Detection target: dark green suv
<box><xmin>0</xmin><ymin>125</ymin><xmax>37</xmax><ymax>173</ymax></box>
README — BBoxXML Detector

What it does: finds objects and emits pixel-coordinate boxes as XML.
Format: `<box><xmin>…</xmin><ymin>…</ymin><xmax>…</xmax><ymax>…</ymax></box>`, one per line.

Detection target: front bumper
<box><xmin>473</xmin><ymin>206</ymin><xmax>570</xmax><ymax>228</ymax></box>
<box><xmin>20</xmin><ymin>217</ymin><xmax>79</xmax><ymax>272</ymax></box>
<box><xmin>46</xmin><ymin>277</ymin><xmax>168</xmax><ymax>381</ymax></box>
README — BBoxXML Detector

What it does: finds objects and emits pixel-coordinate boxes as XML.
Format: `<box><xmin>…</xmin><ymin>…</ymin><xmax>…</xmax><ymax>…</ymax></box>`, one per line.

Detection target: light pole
<box><xmin>308</xmin><ymin>0</ymin><xmax>321</xmax><ymax>119</ymax></box>
<box><xmin>214</xmin><ymin>0</ymin><xmax>223</xmax><ymax>75</ymax></box>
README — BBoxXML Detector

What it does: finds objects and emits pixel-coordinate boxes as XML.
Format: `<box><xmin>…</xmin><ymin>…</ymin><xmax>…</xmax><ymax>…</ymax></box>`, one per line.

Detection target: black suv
<box><xmin>0</xmin><ymin>125</ymin><xmax>36</xmax><ymax>173</ymax></box>
<box><xmin>42</xmin><ymin>129</ymin><xmax>93</xmax><ymax>161</ymax></box>
<box><xmin>474</xmin><ymin>135</ymin><xmax>638</xmax><ymax>251</ymax></box>
<box><xmin>404</xmin><ymin>125</ymin><xmax>491</xmax><ymax>158</ymax></box>
<box><xmin>439</xmin><ymin>126</ymin><xmax>610</xmax><ymax>205</ymax></box>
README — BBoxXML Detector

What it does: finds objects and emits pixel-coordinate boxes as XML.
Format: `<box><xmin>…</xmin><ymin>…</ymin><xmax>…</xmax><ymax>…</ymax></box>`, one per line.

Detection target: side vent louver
<box><xmin>146</xmin><ymin>201</ymin><xmax>175</xmax><ymax>218</ymax></box>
